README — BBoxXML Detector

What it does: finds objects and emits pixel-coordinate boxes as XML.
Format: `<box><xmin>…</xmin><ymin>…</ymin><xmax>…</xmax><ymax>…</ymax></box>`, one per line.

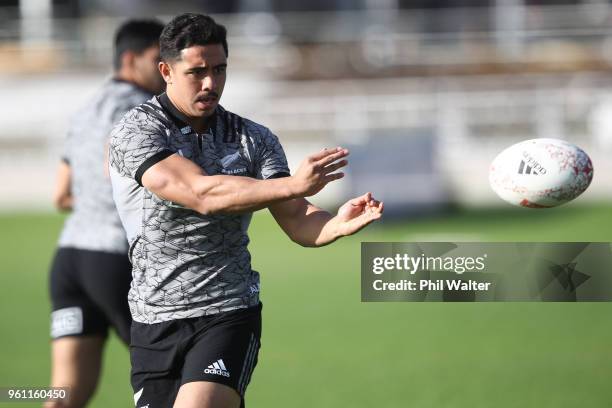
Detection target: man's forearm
<box><xmin>142</xmin><ymin>147</ymin><xmax>346</xmax><ymax>216</ymax></box>
<box><xmin>300</xmin><ymin>210</ymin><xmax>342</xmax><ymax>247</ymax></box>
<box><xmin>191</xmin><ymin>174</ymin><xmax>297</xmax><ymax>215</ymax></box>
<box><xmin>273</xmin><ymin>202</ymin><xmax>342</xmax><ymax>247</ymax></box>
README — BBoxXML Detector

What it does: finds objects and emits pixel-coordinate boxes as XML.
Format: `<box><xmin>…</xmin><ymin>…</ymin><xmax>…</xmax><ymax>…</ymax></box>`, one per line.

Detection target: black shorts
<box><xmin>49</xmin><ymin>247</ymin><xmax>132</xmax><ymax>344</ymax></box>
<box><xmin>130</xmin><ymin>303</ymin><xmax>262</xmax><ymax>408</ymax></box>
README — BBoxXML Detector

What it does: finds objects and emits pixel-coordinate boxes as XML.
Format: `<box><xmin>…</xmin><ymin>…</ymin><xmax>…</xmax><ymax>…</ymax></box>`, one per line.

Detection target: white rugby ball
<box><xmin>489</xmin><ymin>138</ymin><xmax>593</xmax><ymax>208</ymax></box>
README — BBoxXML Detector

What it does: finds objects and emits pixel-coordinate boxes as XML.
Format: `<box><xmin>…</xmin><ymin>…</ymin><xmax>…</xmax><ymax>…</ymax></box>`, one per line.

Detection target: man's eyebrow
<box><xmin>185</xmin><ymin>63</ymin><xmax>227</xmax><ymax>72</ymax></box>
<box><xmin>185</xmin><ymin>66</ymin><xmax>207</xmax><ymax>72</ymax></box>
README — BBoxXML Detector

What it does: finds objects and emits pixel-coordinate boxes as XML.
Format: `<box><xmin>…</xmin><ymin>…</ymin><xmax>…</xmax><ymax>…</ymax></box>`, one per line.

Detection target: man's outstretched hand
<box><xmin>335</xmin><ymin>192</ymin><xmax>384</xmax><ymax>237</ymax></box>
<box><xmin>290</xmin><ymin>147</ymin><xmax>349</xmax><ymax>198</ymax></box>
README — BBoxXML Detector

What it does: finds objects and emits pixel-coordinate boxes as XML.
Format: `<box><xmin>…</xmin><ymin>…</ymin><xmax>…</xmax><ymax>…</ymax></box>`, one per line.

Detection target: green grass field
<box><xmin>1</xmin><ymin>203</ymin><xmax>611</xmax><ymax>407</ymax></box>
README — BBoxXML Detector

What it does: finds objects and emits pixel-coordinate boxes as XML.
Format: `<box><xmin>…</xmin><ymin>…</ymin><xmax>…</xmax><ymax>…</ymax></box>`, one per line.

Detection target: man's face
<box><xmin>133</xmin><ymin>45</ymin><xmax>165</xmax><ymax>95</ymax></box>
<box><xmin>161</xmin><ymin>44</ymin><xmax>227</xmax><ymax>118</ymax></box>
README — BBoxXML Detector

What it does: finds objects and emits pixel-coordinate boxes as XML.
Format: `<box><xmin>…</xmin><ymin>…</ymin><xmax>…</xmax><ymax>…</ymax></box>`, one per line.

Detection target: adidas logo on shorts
<box><xmin>204</xmin><ymin>359</ymin><xmax>230</xmax><ymax>378</ymax></box>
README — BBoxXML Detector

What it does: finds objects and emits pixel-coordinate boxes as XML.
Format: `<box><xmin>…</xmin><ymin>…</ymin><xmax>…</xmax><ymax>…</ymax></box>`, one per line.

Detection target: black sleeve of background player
<box><xmin>134</xmin><ymin>150</ymin><xmax>175</xmax><ymax>187</ymax></box>
<box><xmin>266</xmin><ymin>172</ymin><xmax>290</xmax><ymax>179</ymax></box>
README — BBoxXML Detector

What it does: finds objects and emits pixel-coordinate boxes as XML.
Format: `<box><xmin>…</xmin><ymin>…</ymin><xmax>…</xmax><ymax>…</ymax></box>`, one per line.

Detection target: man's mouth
<box><xmin>196</xmin><ymin>94</ymin><xmax>218</xmax><ymax>104</ymax></box>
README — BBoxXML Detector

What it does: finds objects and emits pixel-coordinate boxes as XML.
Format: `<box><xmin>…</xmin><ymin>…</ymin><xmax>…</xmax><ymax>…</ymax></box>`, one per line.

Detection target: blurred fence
<box><xmin>2</xmin><ymin>5</ymin><xmax>612</xmax><ymax>210</ymax></box>
<box><xmin>5</xmin><ymin>4</ymin><xmax>612</xmax><ymax>75</ymax></box>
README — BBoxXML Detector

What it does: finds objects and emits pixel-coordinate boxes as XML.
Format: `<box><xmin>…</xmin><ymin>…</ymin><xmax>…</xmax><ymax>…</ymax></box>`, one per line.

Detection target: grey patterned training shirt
<box><xmin>108</xmin><ymin>94</ymin><xmax>290</xmax><ymax>324</ymax></box>
<box><xmin>58</xmin><ymin>79</ymin><xmax>153</xmax><ymax>253</ymax></box>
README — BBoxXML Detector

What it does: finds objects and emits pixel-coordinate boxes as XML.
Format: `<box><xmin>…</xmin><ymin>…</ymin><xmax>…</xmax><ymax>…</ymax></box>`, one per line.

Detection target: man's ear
<box><xmin>159</xmin><ymin>61</ymin><xmax>172</xmax><ymax>84</ymax></box>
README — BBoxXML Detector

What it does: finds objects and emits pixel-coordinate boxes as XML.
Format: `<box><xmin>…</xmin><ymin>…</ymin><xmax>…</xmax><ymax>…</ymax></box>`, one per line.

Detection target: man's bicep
<box><xmin>141</xmin><ymin>153</ymin><xmax>208</xmax><ymax>209</ymax></box>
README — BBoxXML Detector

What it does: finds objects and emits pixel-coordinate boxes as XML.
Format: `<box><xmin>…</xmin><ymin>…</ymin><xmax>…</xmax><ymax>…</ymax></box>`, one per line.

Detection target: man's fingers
<box><xmin>309</xmin><ymin>147</ymin><xmax>347</xmax><ymax>162</ymax></box>
<box><xmin>368</xmin><ymin>210</ymin><xmax>382</xmax><ymax>221</ymax></box>
<box><xmin>367</xmin><ymin>199</ymin><xmax>381</xmax><ymax>209</ymax></box>
<box><xmin>350</xmin><ymin>192</ymin><xmax>372</xmax><ymax>206</ymax></box>
<box><xmin>322</xmin><ymin>172</ymin><xmax>344</xmax><ymax>184</ymax></box>
<box><xmin>362</xmin><ymin>201</ymin><xmax>384</xmax><ymax>220</ymax></box>
<box><xmin>371</xmin><ymin>201</ymin><xmax>384</xmax><ymax>214</ymax></box>
<box><xmin>367</xmin><ymin>200</ymin><xmax>382</xmax><ymax>210</ymax></box>
<box><xmin>316</xmin><ymin>148</ymin><xmax>349</xmax><ymax>167</ymax></box>
<box><xmin>322</xmin><ymin>160</ymin><xmax>348</xmax><ymax>174</ymax></box>
<box><xmin>350</xmin><ymin>203</ymin><xmax>383</xmax><ymax>231</ymax></box>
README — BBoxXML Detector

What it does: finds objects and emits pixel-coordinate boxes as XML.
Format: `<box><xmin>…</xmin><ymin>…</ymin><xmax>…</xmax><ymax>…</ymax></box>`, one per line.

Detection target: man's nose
<box><xmin>202</xmin><ymin>74</ymin><xmax>214</xmax><ymax>91</ymax></box>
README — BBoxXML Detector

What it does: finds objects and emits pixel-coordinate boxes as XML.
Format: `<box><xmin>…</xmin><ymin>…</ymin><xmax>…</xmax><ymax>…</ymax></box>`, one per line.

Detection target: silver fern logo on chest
<box><xmin>220</xmin><ymin>151</ymin><xmax>247</xmax><ymax>175</ymax></box>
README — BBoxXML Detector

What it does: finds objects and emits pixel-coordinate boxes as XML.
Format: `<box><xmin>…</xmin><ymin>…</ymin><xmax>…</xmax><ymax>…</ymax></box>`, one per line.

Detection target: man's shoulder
<box><xmin>70</xmin><ymin>79</ymin><xmax>151</xmax><ymax>127</ymax></box>
<box><xmin>217</xmin><ymin>106</ymin><xmax>272</xmax><ymax>140</ymax></box>
<box><xmin>111</xmin><ymin>97</ymin><xmax>171</xmax><ymax>145</ymax></box>
<box><xmin>107</xmin><ymin>80</ymin><xmax>152</xmax><ymax>107</ymax></box>
<box><xmin>89</xmin><ymin>79</ymin><xmax>151</xmax><ymax>113</ymax></box>
<box><xmin>119</xmin><ymin>97</ymin><xmax>172</xmax><ymax>130</ymax></box>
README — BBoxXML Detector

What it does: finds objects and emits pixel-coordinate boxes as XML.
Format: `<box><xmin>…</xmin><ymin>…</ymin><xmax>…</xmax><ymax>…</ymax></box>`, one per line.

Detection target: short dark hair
<box><xmin>114</xmin><ymin>19</ymin><xmax>164</xmax><ymax>70</ymax></box>
<box><xmin>160</xmin><ymin>13</ymin><xmax>228</xmax><ymax>62</ymax></box>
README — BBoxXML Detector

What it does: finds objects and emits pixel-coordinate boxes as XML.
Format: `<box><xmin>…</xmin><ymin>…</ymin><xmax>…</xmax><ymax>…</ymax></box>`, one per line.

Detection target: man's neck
<box><xmin>115</xmin><ymin>70</ymin><xmax>150</xmax><ymax>94</ymax></box>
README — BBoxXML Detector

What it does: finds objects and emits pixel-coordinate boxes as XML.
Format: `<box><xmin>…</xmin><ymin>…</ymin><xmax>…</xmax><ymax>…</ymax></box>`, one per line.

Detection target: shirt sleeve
<box><xmin>255</xmin><ymin>126</ymin><xmax>291</xmax><ymax>180</ymax></box>
<box><xmin>108</xmin><ymin>109</ymin><xmax>174</xmax><ymax>186</ymax></box>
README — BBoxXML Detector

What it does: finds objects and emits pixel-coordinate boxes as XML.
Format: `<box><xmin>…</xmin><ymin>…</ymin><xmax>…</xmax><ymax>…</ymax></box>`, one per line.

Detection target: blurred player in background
<box><xmin>109</xmin><ymin>13</ymin><xmax>383</xmax><ymax>408</ymax></box>
<box><xmin>46</xmin><ymin>19</ymin><xmax>165</xmax><ymax>408</ymax></box>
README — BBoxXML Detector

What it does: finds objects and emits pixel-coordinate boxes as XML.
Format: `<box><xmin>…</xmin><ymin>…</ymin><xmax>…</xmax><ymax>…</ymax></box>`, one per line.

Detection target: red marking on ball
<box><xmin>519</xmin><ymin>199</ymin><xmax>551</xmax><ymax>209</ymax></box>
